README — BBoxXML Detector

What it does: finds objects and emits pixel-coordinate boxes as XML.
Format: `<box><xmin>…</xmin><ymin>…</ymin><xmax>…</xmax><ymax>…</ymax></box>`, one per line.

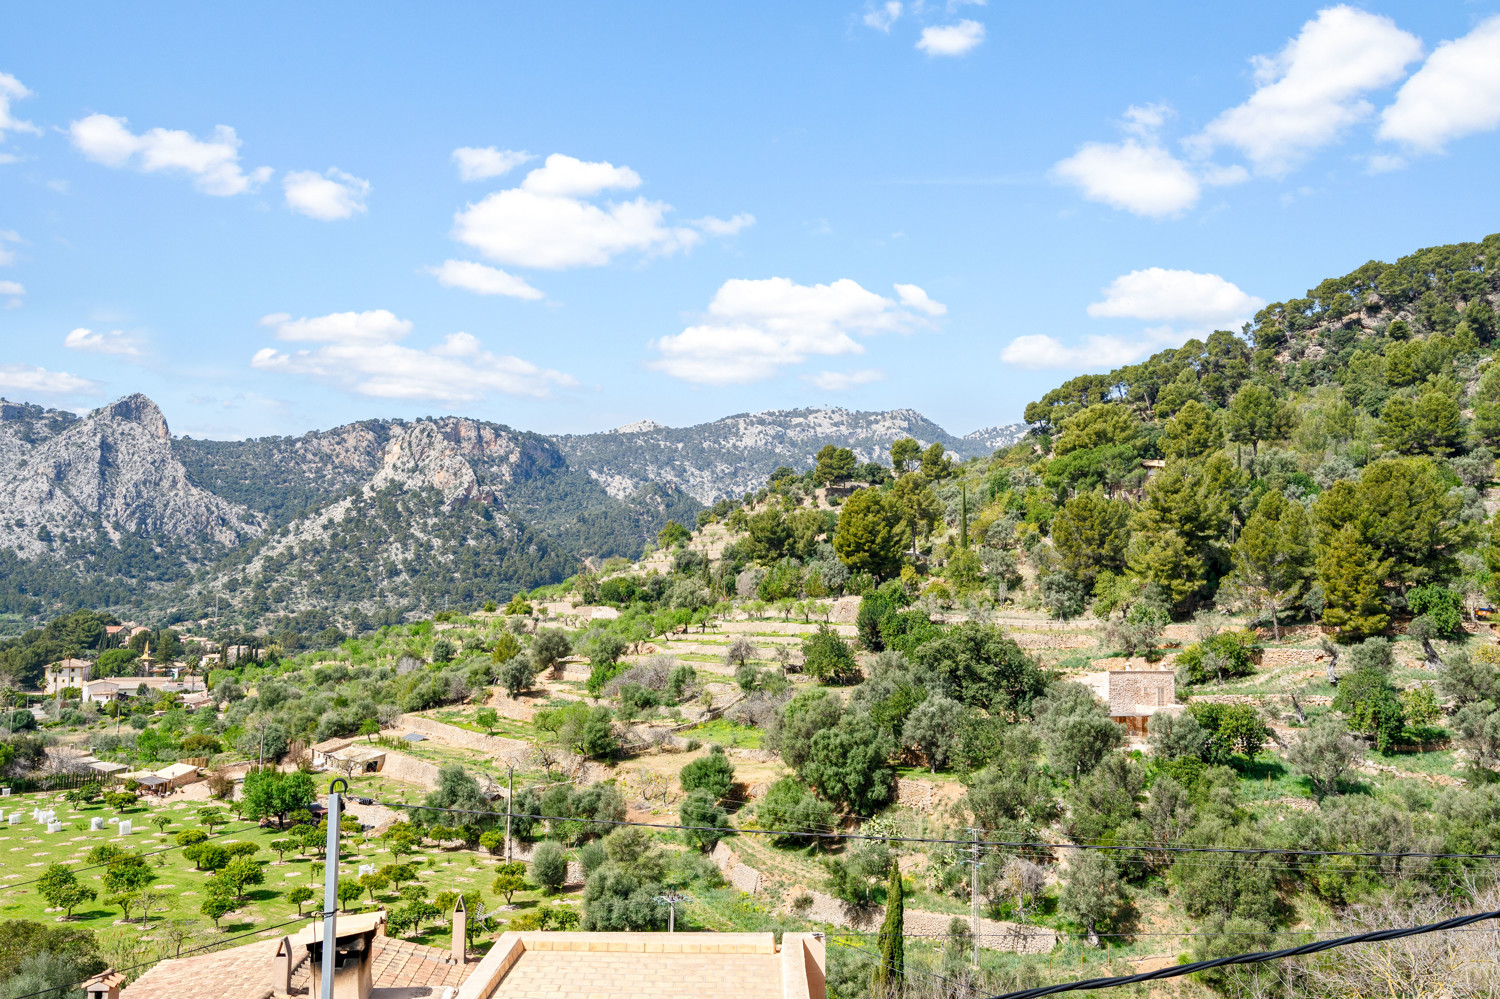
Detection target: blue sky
<box><xmin>4</xmin><ymin>2</ymin><xmax>1500</xmax><ymax>440</ymax></box>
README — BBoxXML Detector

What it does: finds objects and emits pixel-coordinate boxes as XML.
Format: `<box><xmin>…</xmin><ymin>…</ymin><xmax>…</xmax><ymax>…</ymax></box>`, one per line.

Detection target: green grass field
<box><xmin>0</xmin><ymin>782</ymin><xmax>567</xmax><ymax>963</ymax></box>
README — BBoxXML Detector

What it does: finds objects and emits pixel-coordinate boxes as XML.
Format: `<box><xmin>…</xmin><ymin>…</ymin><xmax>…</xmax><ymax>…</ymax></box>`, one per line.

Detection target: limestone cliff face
<box><xmin>367</xmin><ymin>417</ymin><xmax>561</xmax><ymax>510</ymax></box>
<box><xmin>0</xmin><ymin>394</ymin><xmax>259</xmax><ymax>558</ymax></box>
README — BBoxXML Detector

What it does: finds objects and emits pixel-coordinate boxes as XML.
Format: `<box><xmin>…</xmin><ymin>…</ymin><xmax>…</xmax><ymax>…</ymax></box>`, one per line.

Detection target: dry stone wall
<box><xmin>395</xmin><ymin>714</ymin><xmax>532</xmax><ymax>763</ymax></box>
<box><xmin>376</xmin><ymin>749</ymin><xmax>442</xmax><ymax>790</ymax></box>
<box><xmin>792</xmin><ymin>890</ymin><xmax>1054</xmax><ymax>954</ymax></box>
<box><xmin>709</xmin><ymin>844</ymin><xmax>1054</xmax><ymax>954</ymax></box>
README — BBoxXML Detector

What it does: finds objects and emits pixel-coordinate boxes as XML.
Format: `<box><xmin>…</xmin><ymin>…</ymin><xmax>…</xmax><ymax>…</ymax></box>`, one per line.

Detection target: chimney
<box><xmin>271</xmin><ymin>936</ymin><xmax>294</xmax><ymax>993</ymax></box>
<box><xmin>306</xmin><ymin>912</ymin><xmax>383</xmax><ymax>999</ymax></box>
<box><xmin>83</xmin><ymin>970</ymin><xmax>125</xmax><ymax>999</ymax></box>
<box><xmin>451</xmin><ymin>895</ymin><xmax>467</xmax><ymax>965</ymax></box>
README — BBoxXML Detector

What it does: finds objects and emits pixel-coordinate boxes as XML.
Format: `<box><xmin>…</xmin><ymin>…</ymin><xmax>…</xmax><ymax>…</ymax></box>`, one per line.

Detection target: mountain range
<box><xmin>0</xmin><ymin>396</ymin><xmax>1021</xmax><ymax>626</ymax></box>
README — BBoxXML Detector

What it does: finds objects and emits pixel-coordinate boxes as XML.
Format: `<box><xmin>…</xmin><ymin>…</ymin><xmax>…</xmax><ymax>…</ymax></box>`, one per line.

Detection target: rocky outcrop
<box><xmin>0</xmin><ymin>394</ymin><xmax>259</xmax><ymax>558</ymax></box>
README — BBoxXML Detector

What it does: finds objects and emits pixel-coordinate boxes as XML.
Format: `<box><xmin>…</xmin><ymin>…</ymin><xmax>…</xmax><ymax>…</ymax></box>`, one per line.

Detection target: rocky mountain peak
<box><xmin>0</xmin><ymin>393</ymin><xmax>259</xmax><ymax>559</ymax></box>
<box><xmin>95</xmin><ymin>393</ymin><xmax>170</xmax><ymax>441</ymax></box>
<box><xmin>367</xmin><ymin>418</ymin><xmax>530</xmax><ymax>510</ymax></box>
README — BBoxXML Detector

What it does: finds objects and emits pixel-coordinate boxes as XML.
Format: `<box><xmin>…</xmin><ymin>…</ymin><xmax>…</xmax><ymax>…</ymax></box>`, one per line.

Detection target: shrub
<box><xmin>801</xmin><ymin>625</ymin><xmax>860</xmax><ymax>683</ymax></box>
<box><xmin>757</xmin><ymin>778</ymin><xmax>834</xmax><ymax>846</ymax></box>
<box><xmin>174</xmin><ymin>829</ymin><xmax>208</xmax><ymax>848</ymax></box>
<box><xmin>680</xmin><ymin>790</ymin><xmax>728</xmax><ymax>852</ymax></box>
<box><xmin>1408</xmin><ymin>584</ymin><xmax>1464</xmax><ymax>637</ymax></box>
<box><xmin>1175</xmin><ymin>631</ymin><xmax>1258</xmax><ymax>686</ymax></box>
<box><xmin>530</xmin><ymin>841</ymin><xmax>568</xmax><ymax>894</ymax></box>
<box><xmin>679</xmin><ymin>746</ymin><xmax>735</xmax><ymax>800</ymax></box>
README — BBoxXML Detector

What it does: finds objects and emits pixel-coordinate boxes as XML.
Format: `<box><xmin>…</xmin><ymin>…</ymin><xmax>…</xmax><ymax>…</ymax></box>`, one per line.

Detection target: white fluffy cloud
<box><xmin>649</xmin><ymin>278</ymin><xmax>942</xmax><ymax>385</ymax></box>
<box><xmin>283</xmin><ymin>168</ymin><xmax>370</xmax><ymax>220</ymax></box>
<box><xmin>864</xmin><ymin>2</ymin><xmax>902</xmax><ymax>31</ymax></box>
<box><xmin>1002</xmin><ymin>267</ymin><xmax>1260</xmax><ymax>370</ymax></box>
<box><xmin>0</xmin><ymin>73</ymin><xmax>39</xmax><ymax>144</ymax></box>
<box><xmin>1086</xmin><ymin>268</ymin><xmax>1264</xmax><ymax>324</ymax></box>
<box><xmin>452</xmin><ymin>147</ymin><xmax>533</xmax><ymax>182</ymax></box>
<box><xmin>451</xmin><ymin>154</ymin><xmax>693</xmax><ymax>269</ymax></box>
<box><xmin>804</xmin><ymin>369</ymin><xmax>885</xmax><ymax>391</ymax></box>
<box><xmin>69</xmin><ymin>113</ymin><xmax>272</xmax><ymax>196</ymax></box>
<box><xmin>258</xmin><ymin>309</ymin><xmax>411</xmax><ymax>344</ymax></box>
<box><xmin>0</xmin><ymin>362</ymin><xmax>95</xmax><ymax>395</ymax></box>
<box><xmin>1001</xmin><ymin>329</ymin><xmax>1187</xmax><ymax>370</ymax></box>
<box><xmin>251</xmin><ymin>309</ymin><xmax>573</xmax><ymax>401</ymax></box>
<box><xmin>916</xmin><ymin>20</ymin><xmax>985</xmax><ymax>56</ymax></box>
<box><xmin>0</xmin><ymin>279</ymin><xmax>21</xmax><ymax>308</ymax></box>
<box><xmin>0</xmin><ymin>229</ymin><xmax>20</xmax><ymax>267</ymax></box>
<box><xmin>450</xmin><ymin>153</ymin><xmax>746</xmax><ymax>271</ymax></box>
<box><xmin>1052</xmin><ymin>138</ymin><xmax>1201</xmax><ymax>217</ymax></box>
<box><xmin>426</xmin><ymin>260</ymin><xmax>545</xmax><ymax>301</ymax></box>
<box><xmin>64</xmin><ymin>327</ymin><xmax>142</xmax><ymax>357</ymax></box>
<box><xmin>895</xmin><ymin>283</ymin><xmax>947</xmax><ymax>316</ymax></box>
<box><xmin>691</xmin><ymin>213</ymin><xmax>756</xmax><ymax>236</ymax></box>
<box><xmin>1190</xmin><ymin>5</ymin><xmax>1422</xmax><ymax>176</ymax></box>
<box><xmin>1379</xmin><ymin>15</ymin><xmax>1500</xmax><ymax>152</ymax></box>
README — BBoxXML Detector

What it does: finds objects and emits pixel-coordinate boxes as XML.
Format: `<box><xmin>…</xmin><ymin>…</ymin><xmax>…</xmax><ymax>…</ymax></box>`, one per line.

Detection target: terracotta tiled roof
<box><xmin>121</xmin><ymin>931</ymin><xmax>471</xmax><ymax>998</ymax></box>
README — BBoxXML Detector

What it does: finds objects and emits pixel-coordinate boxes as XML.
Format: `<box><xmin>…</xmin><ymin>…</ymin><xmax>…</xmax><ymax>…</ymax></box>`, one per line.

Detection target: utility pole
<box><xmin>656</xmin><ymin>892</ymin><xmax>690</xmax><ymax>932</ymax></box>
<box><xmin>505</xmin><ymin>764</ymin><xmax>513</xmax><ymax>862</ymax></box>
<box><xmin>320</xmin><ymin>777</ymin><xmax>347</xmax><ymax>999</ymax></box>
<box><xmin>971</xmin><ymin>828</ymin><xmax>980</xmax><ymax>969</ymax></box>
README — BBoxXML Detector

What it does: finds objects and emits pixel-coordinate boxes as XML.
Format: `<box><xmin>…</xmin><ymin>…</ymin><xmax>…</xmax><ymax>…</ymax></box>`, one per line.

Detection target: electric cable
<box><xmin>983</xmin><ymin>906</ymin><xmax>1500</xmax><ymax>999</ymax></box>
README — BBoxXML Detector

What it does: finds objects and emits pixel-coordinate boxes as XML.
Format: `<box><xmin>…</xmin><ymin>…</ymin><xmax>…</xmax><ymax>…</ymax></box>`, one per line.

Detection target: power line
<box><xmin>983</xmin><ymin>906</ymin><xmax>1500</xmax><ymax>999</ymax></box>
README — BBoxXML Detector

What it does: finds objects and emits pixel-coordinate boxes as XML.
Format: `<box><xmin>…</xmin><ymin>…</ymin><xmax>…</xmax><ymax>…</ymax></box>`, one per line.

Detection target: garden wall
<box><xmin>393</xmin><ymin>714</ymin><xmax>532</xmax><ymax>763</ymax></box>
<box><xmin>708</xmin><ymin>842</ymin><xmax>1055</xmax><ymax>954</ymax></box>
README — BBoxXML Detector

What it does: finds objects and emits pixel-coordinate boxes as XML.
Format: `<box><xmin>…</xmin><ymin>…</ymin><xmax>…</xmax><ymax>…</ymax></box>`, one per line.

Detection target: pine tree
<box><xmin>1161</xmin><ymin>400</ymin><xmax>1223</xmax><ymax>459</ymax></box>
<box><xmin>1317</xmin><ymin>524</ymin><xmax>1392</xmax><ymax>639</ymax></box>
<box><xmin>1226</xmin><ymin>490</ymin><xmax>1312</xmax><ymax>638</ymax></box>
<box><xmin>1472</xmin><ymin>365</ymin><xmax>1500</xmax><ymax>444</ymax></box>
<box><xmin>1225</xmin><ymin>383</ymin><xmax>1292</xmax><ymax>455</ymax></box>
<box><xmin>833</xmin><ymin>488</ymin><xmax>906</xmax><ymax>580</ymax></box>
<box><xmin>875</xmin><ymin>862</ymin><xmax>904</xmax><ymax>988</ymax></box>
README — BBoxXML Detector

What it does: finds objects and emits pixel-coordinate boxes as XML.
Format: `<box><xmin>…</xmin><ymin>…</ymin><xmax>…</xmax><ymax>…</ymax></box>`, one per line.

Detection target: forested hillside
<box><xmin>999</xmin><ymin>232</ymin><xmax>1500</xmax><ymax>636</ymax></box>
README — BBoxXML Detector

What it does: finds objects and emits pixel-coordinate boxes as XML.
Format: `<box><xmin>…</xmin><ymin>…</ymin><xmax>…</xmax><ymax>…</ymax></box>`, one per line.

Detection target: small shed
<box><xmin>132</xmin><ymin>775</ymin><xmax>170</xmax><ymax>795</ymax></box>
<box><xmin>152</xmin><ymin>763</ymin><xmax>202</xmax><ymax>788</ymax></box>
<box><xmin>327</xmin><ymin>746</ymin><xmax>386</xmax><ymax>775</ymax></box>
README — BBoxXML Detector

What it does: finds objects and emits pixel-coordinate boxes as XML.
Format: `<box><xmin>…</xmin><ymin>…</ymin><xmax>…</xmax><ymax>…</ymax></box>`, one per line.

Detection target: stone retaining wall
<box><xmin>709</xmin><ymin>844</ymin><xmax>1054</xmax><ymax>954</ymax></box>
<box><xmin>1258</xmin><ymin>648</ymin><xmax>1327</xmax><ymax>668</ymax></box>
<box><xmin>793</xmin><ymin>890</ymin><xmax>1054</xmax><ymax>954</ymax></box>
<box><xmin>376</xmin><ymin>749</ymin><xmax>443</xmax><ymax>790</ymax></box>
<box><xmin>710</xmin><ymin>841</ymin><xmax>763</xmax><ymax>894</ymax></box>
<box><xmin>395</xmin><ymin>714</ymin><xmax>532</xmax><ymax>763</ymax></box>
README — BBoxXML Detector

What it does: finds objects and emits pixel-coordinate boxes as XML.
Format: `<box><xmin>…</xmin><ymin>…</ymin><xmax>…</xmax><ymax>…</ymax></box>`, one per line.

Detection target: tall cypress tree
<box><xmin>876</xmin><ymin>862</ymin><xmax>904</xmax><ymax>989</ymax></box>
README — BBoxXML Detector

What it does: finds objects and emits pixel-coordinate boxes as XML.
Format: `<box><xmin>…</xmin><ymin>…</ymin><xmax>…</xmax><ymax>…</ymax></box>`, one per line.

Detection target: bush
<box><xmin>617</xmin><ymin>684</ymin><xmax>660</xmax><ymax>718</ymax></box>
<box><xmin>1408</xmin><ymin>584</ymin><xmax>1464</xmax><ymax>637</ymax></box>
<box><xmin>801</xmin><ymin>625</ymin><xmax>861</xmax><ymax>683</ymax></box>
<box><xmin>679</xmin><ymin>746</ymin><xmax>735</xmax><ymax>800</ymax></box>
<box><xmin>680</xmin><ymin>790</ymin><xmax>728</xmax><ymax>852</ymax></box>
<box><xmin>1175</xmin><ymin>631</ymin><xmax>1258</xmax><ymax>685</ymax></box>
<box><xmin>757</xmin><ymin>777</ymin><xmax>835</xmax><ymax>846</ymax></box>
<box><xmin>530</xmin><ymin>841</ymin><xmax>568</xmax><ymax>894</ymax></box>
